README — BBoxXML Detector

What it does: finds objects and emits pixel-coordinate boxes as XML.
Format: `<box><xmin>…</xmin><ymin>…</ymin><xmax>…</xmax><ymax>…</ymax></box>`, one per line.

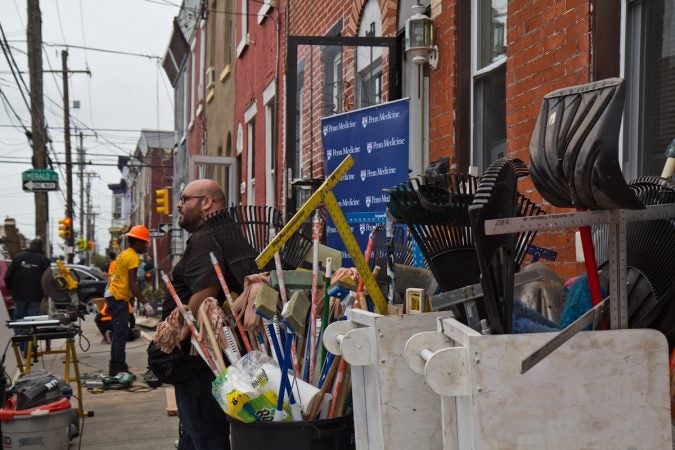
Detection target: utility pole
<box><xmin>78</xmin><ymin>131</ymin><xmax>84</xmax><ymax>237</ymax></box>
<box><xmin>62</xmin><ymin>49</ymin><xmax>74</xmax><ymax>262</ymax></box>
<box><xmin>53</xmin><ymin>50</ymin><xmax>89</xmax><ymax>263</ymax></box>
<box><xmin>83</xmin><ymin>171</ymin><xmax>99</xmax><ymax>265</ymax></box>
<box><xmin>27</xmin><ymin>0</ymin><xmax>48</xmax><ymax>246</ymax></box>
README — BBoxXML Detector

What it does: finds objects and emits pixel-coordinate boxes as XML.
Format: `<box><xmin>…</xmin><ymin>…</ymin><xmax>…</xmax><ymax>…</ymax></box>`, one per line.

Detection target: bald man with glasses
<box><xmin>162</xmin><ymin>179</ymin><xmax>238</xmax><ymax>450</ymax></box>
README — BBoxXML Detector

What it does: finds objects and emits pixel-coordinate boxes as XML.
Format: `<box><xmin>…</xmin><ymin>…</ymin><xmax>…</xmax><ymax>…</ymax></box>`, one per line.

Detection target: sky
<box><xmin>0</xmin><ymin>0</ymin><xmax>180</xmax><ymax>256</ymax></box>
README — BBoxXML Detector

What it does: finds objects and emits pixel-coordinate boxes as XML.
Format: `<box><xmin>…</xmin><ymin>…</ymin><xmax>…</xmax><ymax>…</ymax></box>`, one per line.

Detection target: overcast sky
<box><xmin>0</xmin><ymin>0</ymin><xmax>179</xmax><ymax>256</ymax></box>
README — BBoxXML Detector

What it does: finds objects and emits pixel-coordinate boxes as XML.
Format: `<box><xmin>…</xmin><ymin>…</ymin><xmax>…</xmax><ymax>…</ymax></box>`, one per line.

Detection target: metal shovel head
<box><xmin>529</xmin><ymin>78</ymin><xmax>643</xmax><ymax>210</ymax></box>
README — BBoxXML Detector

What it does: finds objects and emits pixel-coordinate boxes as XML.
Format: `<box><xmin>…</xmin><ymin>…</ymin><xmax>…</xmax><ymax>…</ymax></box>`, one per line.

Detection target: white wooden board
<box><xmin>430</xmin><ymin>321</ymin><xmax>672</xmax><ymax>449</ymax></box>
<box><xmin>345</xmin><ymin>310</ymin><xmax>453</xmax><ymax>450</ymax></box>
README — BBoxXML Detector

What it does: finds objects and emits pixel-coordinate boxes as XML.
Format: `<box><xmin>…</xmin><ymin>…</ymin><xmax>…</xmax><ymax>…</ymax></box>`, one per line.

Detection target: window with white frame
<box><xmin>238</xmin><ymin>0</ymin><xmax>249</xmax><ymax>57</ymax></box>
<box><xmin>472</xmin><ymin>0</ymin><xmax>507</xmax><ymax>172</ymax></box>
<box><xmin>623</xmin><ymin>0</ymin><xmax>675</xmax><ymax>178</ymax></box>
<box><xmin>245</xmin><ymin>102</ymin><xmax>257</xmax><ymax>204</ymax></box>
<box><xmin>264</xmin><ymin>81</ymin><xmax>277</xmax><ymax>208</ymax></box>
<box><xmin>357</xmin><ymin>0</ymin><xmax>383</xmax><ymax>109</ymax></box>
<box><xmin>258</xmin><ymin>0</ymin><xmax>273</xmax><ymax>23</ymax></box>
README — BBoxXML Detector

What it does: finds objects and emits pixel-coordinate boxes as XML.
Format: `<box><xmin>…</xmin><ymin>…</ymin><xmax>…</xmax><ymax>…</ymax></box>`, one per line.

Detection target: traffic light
<box><xmin>155</xmin><ymin>188</ymin><xmax>170</xmax><ymax>215</ymax></box>
<box><xmin>58</xmin><ymin>217</ymin><xmax>72</xmax><ymax>239</ymax></box>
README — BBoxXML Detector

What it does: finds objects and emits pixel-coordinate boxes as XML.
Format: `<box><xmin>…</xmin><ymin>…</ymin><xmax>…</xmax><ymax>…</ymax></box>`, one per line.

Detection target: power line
<box><xmin>6</xmin><ymin>40</ymin><xmax>163</xmax><ymax>60</ymax></box>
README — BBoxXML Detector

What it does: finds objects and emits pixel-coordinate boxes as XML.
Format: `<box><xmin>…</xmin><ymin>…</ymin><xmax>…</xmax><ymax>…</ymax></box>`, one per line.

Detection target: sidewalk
<box><xmin>8</xmin><ymin>314</ymin><xmax>180</xmax><ymax>449</ymax></box>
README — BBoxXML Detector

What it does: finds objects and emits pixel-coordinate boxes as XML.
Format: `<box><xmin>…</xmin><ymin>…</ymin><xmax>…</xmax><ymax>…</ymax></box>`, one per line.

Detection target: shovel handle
<box><xmin>199</xmin><ymin>307</ymin><xmax>226</xmax><ymax>372</ymax></box>
<box><xmin>578</xmin><ymin>224</ymin><xmax>603</xmax><ymax>307</ymax></box>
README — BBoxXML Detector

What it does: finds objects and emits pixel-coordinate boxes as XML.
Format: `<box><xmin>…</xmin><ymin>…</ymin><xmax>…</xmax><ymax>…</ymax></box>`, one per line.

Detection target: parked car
<box><xmin>47</xmin><ymin>264</ymin><xmax>108</xmax><ymax>314</ymax></box>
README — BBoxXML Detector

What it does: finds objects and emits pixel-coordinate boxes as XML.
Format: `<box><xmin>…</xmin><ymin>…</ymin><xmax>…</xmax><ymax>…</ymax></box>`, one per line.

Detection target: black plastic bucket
<box><xmin>229</xmin><ymin>415</ymin><xmax>355</xmax><ymax>450</ymax></box>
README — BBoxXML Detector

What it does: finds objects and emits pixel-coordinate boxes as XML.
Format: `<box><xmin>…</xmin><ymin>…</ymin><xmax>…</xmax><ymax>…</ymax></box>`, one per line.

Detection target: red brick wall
<box><xmin>429</xmin><ymin>1</ymin><xmax>460</xmax><ymax>168</ymax></box>
<box><xmin>507</xmin><ymin>0</ymin><xmax>592</xmax><ymax>279</ymax></box>
<box><xmin>234</xmin><ymin>2</ymin><xmax>281</xmax><ymax>206</ymax></box>
<box><xmin>147</xmin><ymin>149</ymin><xmax>173</xmax><ymax>275</ymax></box>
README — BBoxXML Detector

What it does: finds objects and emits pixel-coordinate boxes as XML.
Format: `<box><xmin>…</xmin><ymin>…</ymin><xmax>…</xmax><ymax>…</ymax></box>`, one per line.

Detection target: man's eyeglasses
<box><xmin>179</xmin><ymin>195</ymin><xmax>205</xmax><ymax>203</ymax></box>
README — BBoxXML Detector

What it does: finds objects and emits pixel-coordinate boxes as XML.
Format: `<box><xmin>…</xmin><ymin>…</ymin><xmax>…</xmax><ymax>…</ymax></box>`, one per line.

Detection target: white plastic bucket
<box><xmin>2</xmin><ymin>408</ymin><xmax>70</xmax><ymax>450</ymax></box>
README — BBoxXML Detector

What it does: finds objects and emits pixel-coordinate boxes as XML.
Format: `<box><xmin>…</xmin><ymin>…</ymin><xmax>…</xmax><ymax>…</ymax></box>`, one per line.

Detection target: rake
<box><xmin>203</xmin><ymin>209</ymin><xmax>261</xmax><ymax>294</ymax></box>
<box><xmin>469</xmin><ymin>158</ymin><xmax>531</xmax><ymax>334</ymax></box>
<box><xmin>593</xmin><ymin>176</ymin><xmax>675</xmax><ymax>344</ymax></box>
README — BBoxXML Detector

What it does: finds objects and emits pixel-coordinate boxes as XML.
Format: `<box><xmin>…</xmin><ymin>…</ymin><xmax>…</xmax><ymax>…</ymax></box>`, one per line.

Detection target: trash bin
<box><xmin>0</xmin><ymin>370</ymin><xmax>72</xmax><ymax>450</ymax></box>
<box><xmin>228</xmin><ymin>414</ymin><xmax>355</xmax><ymax>450</ymax></box>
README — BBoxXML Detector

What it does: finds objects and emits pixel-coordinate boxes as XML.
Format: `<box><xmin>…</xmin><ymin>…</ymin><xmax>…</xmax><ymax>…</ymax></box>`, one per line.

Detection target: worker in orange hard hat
<box><xmin>104</xmin><ymin>224</ymin><xmax>154</xmax><ymax>376</ymax></box>
<box><xmin>95</xmin><ymin>301</ymin><xmax>138</xmax><ymax>344</ymax></box>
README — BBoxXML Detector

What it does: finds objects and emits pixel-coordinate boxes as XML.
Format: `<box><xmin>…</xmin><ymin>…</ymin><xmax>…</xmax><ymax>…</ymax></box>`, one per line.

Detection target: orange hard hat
<box><xmin>126</xmin><ymin>225</ymin><xmax>150</xmax><ymax>243</ymax></box>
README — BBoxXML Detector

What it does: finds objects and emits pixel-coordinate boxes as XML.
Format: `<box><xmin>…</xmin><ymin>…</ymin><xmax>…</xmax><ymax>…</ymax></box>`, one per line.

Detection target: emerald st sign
<box><xmin>22</xmin><ymin>168</ymin><xmax>59</xmax><ymax>192</ymax></box>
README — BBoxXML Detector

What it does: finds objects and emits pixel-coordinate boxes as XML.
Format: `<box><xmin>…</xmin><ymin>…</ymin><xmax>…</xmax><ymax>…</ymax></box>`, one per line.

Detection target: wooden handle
<box><xmin>199</xmin><ymin>307</ymin><xmax>226</xmax><ymax>373</ymax></box>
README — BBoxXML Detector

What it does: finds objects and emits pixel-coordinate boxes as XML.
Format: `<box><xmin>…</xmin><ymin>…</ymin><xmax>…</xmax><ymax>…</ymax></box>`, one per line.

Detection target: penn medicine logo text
<box><xmin>360</xmin><ymin>166</ymin><xmax>397</xmax><ymax>181</ymax></box>
<box><xmin>365</xmin><ymin>193</ymin><xmax>390</xmax><ymax>208</ymax></box>
<box><xmin>326</xmin><ymin>145</ymin><xmax>361</xmax><ymax>160</ymax></box>
<box><xmin>361</xmin><ymin>109</ymin><xmax>401</xmax><ymax>128</ymax></box>
<box><xmin>366</xmin><ymin>137</ymin><xmax>406</xmax><ymax>153</ymax></box>
<box><xmin>323</xmin><ymin>119</ymin><xmax>357</xmax><ymax>136</ymax></box>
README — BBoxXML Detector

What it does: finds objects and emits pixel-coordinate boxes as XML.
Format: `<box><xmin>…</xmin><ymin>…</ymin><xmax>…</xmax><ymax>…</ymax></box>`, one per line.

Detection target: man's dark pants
<box><xmin>13</xmin><ymin>301</ymin><xmax>42</xmax><ymax>354</ymax></box>
<box><xmin>105</xmin><ymin>297</ymin><xmax>130</xmax><ymax>374</ymax></box>
<box><xmin>175</xmin><ymin>368</ymin><xmax>230</xmax><ymax>450</ymax></box>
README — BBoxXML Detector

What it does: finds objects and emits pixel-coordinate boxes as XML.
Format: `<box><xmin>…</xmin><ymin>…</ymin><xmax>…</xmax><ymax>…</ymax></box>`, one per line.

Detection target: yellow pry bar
<box><xmin>256</xmin><ymin>155</ymin><xmax>387</xmax><ymax>315</ymax></box>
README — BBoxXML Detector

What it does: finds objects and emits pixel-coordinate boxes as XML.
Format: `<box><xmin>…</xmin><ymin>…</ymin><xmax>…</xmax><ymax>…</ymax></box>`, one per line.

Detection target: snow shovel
<box><xmin>529</xmin><ymin>78</ymin><xmax>644</xmax><ymax>307</ymax></box>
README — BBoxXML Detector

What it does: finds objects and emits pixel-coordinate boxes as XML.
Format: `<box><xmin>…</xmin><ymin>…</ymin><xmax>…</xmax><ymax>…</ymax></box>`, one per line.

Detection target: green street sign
<box><xmin>22</xmin><ymin>169</ymin><xmax>59</xmax><ymax>192</ymax></box>
<box><xmin>22</xmin><ymin>168</ymin><xmax>58</xmax><ymax>182</ymax></box>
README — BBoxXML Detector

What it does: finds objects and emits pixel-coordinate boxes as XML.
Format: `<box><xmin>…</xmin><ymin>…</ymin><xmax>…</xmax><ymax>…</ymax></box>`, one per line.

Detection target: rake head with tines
<box><xmin>469</xmin><ymin>158</ymin><xmax>531</xmax><ymax>334</ymax></box>
<box><xmin>279</xmin><ymin>221</ymin><xmax>313</xmax><ymax>270</ymax></box>
<box><xmin>229</xmin><ymin>205</ymin><xmax>283</xmax><ymax>253</ymax></box>
<box><xmin>594</xmin><ymin>177</ymin><xmax>675</xmax><ymax>345</ymax></box>
<box><xmin>204</xmin><ymin>209</ymin><xmax>261</xmax><ymax>292</ymax></box>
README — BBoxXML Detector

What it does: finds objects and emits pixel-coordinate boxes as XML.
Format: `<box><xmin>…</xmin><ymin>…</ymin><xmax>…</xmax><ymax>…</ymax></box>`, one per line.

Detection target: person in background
<box><xmin>106</xmin><ymin>251</ymin><xmax>117</xmax><ymax>283</ymax></box>
<box><xmin>4</xmin><ymin>238</ymin><xmax>51</xmax><ymax>321</ymax></box>
<box><xmin>105</xmin><ymin>226</ymin><xmax>154</xmax><ymax>376</ymax></box>
<box><xmin>95</xmin><ymin>301</ymin><xmax>138</xmax><ymax>344</ymax></box>
<box><xmin>138</xmin><ymin>254</ymin><xmax>154</xmax><ymax>291</ymax></box>
<box><xmin>162</xmin><ymin>179</ymin><xmax>237</xmax><ymax>449</ymax></box>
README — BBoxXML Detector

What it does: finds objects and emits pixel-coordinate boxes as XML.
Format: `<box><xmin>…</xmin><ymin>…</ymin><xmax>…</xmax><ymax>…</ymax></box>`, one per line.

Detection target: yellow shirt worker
<box><xmin>105</xmin><ymin>225</ymin><xmax>153</xmax><ymax>375</ymax></box>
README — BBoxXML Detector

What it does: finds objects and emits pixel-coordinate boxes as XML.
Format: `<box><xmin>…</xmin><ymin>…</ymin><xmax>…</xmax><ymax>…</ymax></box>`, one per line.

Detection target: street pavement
<box><xmin>7</xmin><ymin>313</ymin><xmax>180</xmax><ymax>449</ymax></box>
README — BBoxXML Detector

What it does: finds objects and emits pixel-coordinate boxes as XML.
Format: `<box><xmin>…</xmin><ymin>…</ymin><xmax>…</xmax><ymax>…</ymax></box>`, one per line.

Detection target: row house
<box><xmin>157</xmin><ymin>0</ymin><xmax>674</xmax><ymax>278</ymax></box>
<box><xmin>203</xmin><ymin>0</ymin><xmax>239</xmax><ymax>208</ymax></box>
<box><xmin>126</xmin><ymin>130</ymin><xmax>174</xmax><ymax>275</ymax></box>
<box><xmin>162</xmin><ymin>0</ymin><xmax>204</xmax><ymax>262</ymax></box>
<box><xmin>284</xmin><ymin>0</ymin><xmax>674</xmax><ymax>277</ymax></box>
<box><xmin>234</xmin><ymin>0</ymin><xmax>284</xmax><ymax>210</ymax></box>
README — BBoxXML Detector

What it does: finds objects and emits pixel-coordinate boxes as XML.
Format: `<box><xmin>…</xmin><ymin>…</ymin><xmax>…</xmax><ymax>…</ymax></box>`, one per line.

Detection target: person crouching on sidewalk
<box><xmin>105</xmin><ymin>225</ymin><xmax>154</xmax><ymax>375</ymax></box>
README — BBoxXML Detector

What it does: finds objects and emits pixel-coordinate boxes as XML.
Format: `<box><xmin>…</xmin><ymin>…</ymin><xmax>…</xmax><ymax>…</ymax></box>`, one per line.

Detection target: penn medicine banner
<box><xmin>321</xmin><ymin>98</ymin><xmax>410</xmax><ymax>266</ymax></box>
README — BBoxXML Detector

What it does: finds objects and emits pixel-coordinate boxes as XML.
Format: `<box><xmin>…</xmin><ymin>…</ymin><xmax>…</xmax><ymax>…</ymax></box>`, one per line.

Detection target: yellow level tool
<box><xmin>256</xmin><ymin>155</ymin><xmax>387</xmax><ymax>315</ymax></box>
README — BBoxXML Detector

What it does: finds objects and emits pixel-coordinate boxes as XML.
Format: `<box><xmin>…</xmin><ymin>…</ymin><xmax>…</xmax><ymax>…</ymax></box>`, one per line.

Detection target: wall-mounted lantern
<box><xmin>405</xmin><ymin>2</ymin><xmax>435</xmax><ymax>65</ymax></box>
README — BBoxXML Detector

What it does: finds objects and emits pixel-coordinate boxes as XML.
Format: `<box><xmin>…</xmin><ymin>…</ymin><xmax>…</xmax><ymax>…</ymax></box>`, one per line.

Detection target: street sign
<box><xmin>22</xmin><ymin>169</ymin><xmax>59</xmax><ymax>192</ymax></box>
<box><xmin>23</xmin><ymin>180</ymin><xmax>59</xmax><ymax>192</ymax></box>
<box><xmin>149</xmin><ymin>230</ymin><xmax>165</xmax><ymax>238</ymax></box>
<box><xmin>158</xmin><ymin>223</ymin><xmax>171</xmax><ymax>234</ymax></box>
